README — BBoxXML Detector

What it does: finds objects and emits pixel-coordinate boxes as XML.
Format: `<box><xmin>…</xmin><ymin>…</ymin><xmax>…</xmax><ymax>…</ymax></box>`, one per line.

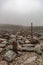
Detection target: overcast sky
<box><xmin>0</xmin><ymin>0</ymin><xmax>43</xmax><ymax>26</ymax></box>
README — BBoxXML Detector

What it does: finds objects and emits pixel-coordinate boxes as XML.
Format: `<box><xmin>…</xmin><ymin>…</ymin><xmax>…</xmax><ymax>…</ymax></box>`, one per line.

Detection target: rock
<box><xmin>30</xmin><ymin>38</ymin><xmax>39</xmax><ymax>44</ymax></box>
<box><xmin>23</xmin><ymin>56</ymin><xmax>37</xmax><ymax>64</ymax></box>
<box><xmin>27</xmin><ymin>35</ymin><xmax>31</xmax><ymax>39</ymax></box>
<box><xmin>10</xmin><ymin>34</ymin><xmax>16</xmax><ymax>38</ymax></box>
<box><xmin>25</xmin><ymin>40</ymin><xmax>30</xmax><ymax>44</ymax></box>
<box><xmin>22</xmin><ymin>47</ymin><xmax>34</xmax><ymax>51</ymax></box>
<box><xmin>22</xmin><ymin>44</ymin><xmax>34</xmax><ymax>47</ymax></box>
<box><xmin>17</xmin><ymin>51</ymin><xmax>23</xmax><ymax>56</ymax></box>
<box><xmin>9</xmin><ymin>38</ymin><xmax>16</xmax><ymax>44</ymax></box>
<box><xmin>2</xmin><ymin>33</ymin><xmax>9</xmax><ymax>39</ymax></box>
<box><xmin>17</xmin><ymin>51</ymin><xmax>22</xmax><ymax>55</ymax></box>
<box><xmin>18</xmin><ymin>36</ymin><xmax>23</xmax><ymax>38</ymax></box>
<box><xmin>17</xmin><ymin>38</ymin><xmax>22</xmax><ymax>40</ymax></box>
<box><xmin>17</xmin><ymin>44</ymin><xmax>22</xmax><ymax>50</ymax></box>
<box><xmin>33</xmin><ymin>35</ymin><xmax>39</xmax><ymax>40</ymax></box>
<box><xmin>22</xmin><ymin>37</ymin><xmax>27</xmax><ymax>41</ymax></box>
<box><xmin>0</xmin><ymin>35</ymin><xmax>2</xmax><ymax>38</ymax></box>
<box><xmin>0</xmin><ymin>61</ymin><xmax>8</xmax><ymax>65</ymax></box>
<box><xmin>6</xmin><ymin>45</ymin><xmax>13</xmax><ymax>51</ymax></box>
<box><xmin>33</xmin><ymin>32</ymin><xmax>41</xmax><ymax>37</ymax></box>
<box><xmin>0</xmin><ymin>38</ymin><xmax>7</xmax><ymax>42</ymax></box>
<box><xmin>1</xmin><ymin>41</ymin><xmax>8</xmax><ymax>44</ymax></box>
<box><xmin>39</xmin><ymin>36</ymin><xmax>43</xmax><ymax>40</ymax></box>
<box><xmin>0</xmin><ymin>48</ymin><xmax>4</xmax><ymax>53</ymax></box>
<box><xmin>4</xmin><ymin>50</ymin><xmax>17</xmax><ymax>62</ymax></box>
<box><xmin>15</xmin><ymin>32</ymin><xmax>21</xmax><ymax>36</ymax></box>
<box><xmin>16</xmin><ymin>36</ymin><xmax>23</xmax><ymax>40</ymax></box>
<box><xmin>17</xmin><ymin>41</ymin><xmax>22</xmax><ymax>51</ymax></box>
<box><xmin>0</xmin><ymin>43</ymin><xmax>7</xmax><ymax>48</ymax></box>
<box><xmin>40</xmin><ymin>43</ymin><xmax>43</xmax><ymax>50</ymax></box>
<box><xmin>18</xmin><ymin>40</ymin><xmax>24</xmax><ymax>44</ymax></box>
<box><xmin>34</xmin><ymin>45</ymin><xmax>42</xmax><ymax>55</ymax></box>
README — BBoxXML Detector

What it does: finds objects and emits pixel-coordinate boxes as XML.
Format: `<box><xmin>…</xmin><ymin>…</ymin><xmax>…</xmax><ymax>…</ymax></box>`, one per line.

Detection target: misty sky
<box><xmin>0</xmin><ymin>0</ymin><xmax>43</xmax><ymax>26</ymax></box>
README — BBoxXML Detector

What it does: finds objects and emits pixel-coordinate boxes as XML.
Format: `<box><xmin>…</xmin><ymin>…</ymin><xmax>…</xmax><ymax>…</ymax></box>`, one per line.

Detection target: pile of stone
<box><xmin>0</xmin><ymin>32</ymin><xmax>42</xmax><ymax>65</ymax></box>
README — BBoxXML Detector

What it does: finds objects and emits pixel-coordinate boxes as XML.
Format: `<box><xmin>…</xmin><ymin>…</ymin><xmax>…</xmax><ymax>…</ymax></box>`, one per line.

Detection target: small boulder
<box><xmin>25</xmin><ymin>40</ymin><xmax>30</xmax><ymax>44</ymax></box>
<box><xmin>23</xmin><ymin>56</ymin><xmax>37</xmax><ymax>64</ymax></box>
<box><xmin>34</xmin><ymin>45</ymin><xmax>42</xmax><ymax>55</ymax></box>
<box><xmin>4</xmin><ymin>50</ymin><xmax>17</xmax><ymax>62</ymax></box>
<box><xmin>10</xmin><ymin>34</ymin><xmax>16</xmax><ymax>39</ymax></box>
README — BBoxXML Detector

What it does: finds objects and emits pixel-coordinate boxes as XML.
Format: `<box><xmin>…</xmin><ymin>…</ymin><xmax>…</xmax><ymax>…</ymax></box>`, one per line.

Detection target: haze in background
<box><xmin>0</xmin><ymin>0</ymin><xmax>43</xmax><ymax>26</ymax></box>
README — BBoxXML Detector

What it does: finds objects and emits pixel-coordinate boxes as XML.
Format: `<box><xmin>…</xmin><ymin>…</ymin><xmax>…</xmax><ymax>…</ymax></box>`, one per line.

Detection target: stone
<box><xmin>34</xmin><ymin>44</ymin><xmax>42</xmax><ymax>55</ymax></box>
<box><xmin>4</xmin><ymin>50</ymin><xmax>17</xmax><ymax>62</ymax></box>
<box><xmin>0</xmin><ymin>61</ymin><xmax>8</xmax><ymax>65</ymax></box>
<box><xmin>0</xmin><ymin>48</ymin><xmax>4</xmax><ymax>53</ymax></box>
<box><xmin>40</xmin><ymin>43</ymin><xmax>43</xmax><ymax>50</ymax></box>
<box><xmin>1</xmin><ymin>41</ymin><xmax>8</xmax><ymax>44</ymax></box>
<box><xmin>9</xmin><ymin>38</ymin><xmax>16</xmax><ymax>44</ymax></box>
<box><xmin>0</xmin><ymin>44</ymin><xmax>7</xmax><ymax>48</ymax></box>
<box><xmin>0</xmin><ymin>35</ymin><xmax>2</xmax><ymax>38</ymax></box>
<box><xmin>39</xmin><ymin>36</ymin><xmax>43</xmax><ymax>40</ymax></box>
<box><xmin>25</xmin><ymin>40</ymin><xmax>30</xmax><ymax>44</ymax></box>
<box><xmin>34</xmin><ymin>32</ymin><xmax>41</xmax><ymax>37</ymax></box>
<box><xmin>23</xmin><ymin>56</ymin><xmax>37</xmax><ymax>64</ymax></box>
<box><xmin>10</xmin><ymin>34</ymin><xmax>16</xmax><ymax>38</ymax></box>
<box><xmin>18</xmin><ymin>40</ymin><xmax>24</xmax><ymax>44</ymax></box>
<box><xmin>30</xmin><ymin>38</ymin><xmax>39</xmax><ymax>44</ymax></box>
<box><xmin>0</xmin><ymin>38</ymin><xmax>7</xmax><ymax>42</ymax></box>
<box><xmin>6</xmin><ymin>45</ymin><xmax>13</xmax><ymax>51</ymax></box>
<box><xmin>22</xmin><ymin>47</ymin><xmax>34</xmax><ymax>51</ymax></box>
<box><xmin>17</xmin><ymin>41</ymin><xmax>22</xmax><ymax>51</ymax></box>
<box><xmin>22</xmin><ymin>44</ymin><xmax>34</xmax><ymax>47</ymax></box>
<box><xmin>16</xmin><ymin>36</ymin><xmax>23</xmax><ymax>40</ymax></box>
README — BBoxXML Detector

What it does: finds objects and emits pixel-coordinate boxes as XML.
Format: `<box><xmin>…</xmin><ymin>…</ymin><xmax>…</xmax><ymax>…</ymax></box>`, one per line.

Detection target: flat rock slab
<box><xmin>22</xmin><ymin>47</ymin><xmax>34</xmax><ymax>51</ymax></box>
<box><xmin>23</xmin><ymin>56</ymin><xmax>37</xmax><ymax>64</ymax></box>
<box><xmin>1</xmin><ymin>41</ymin><xmax>8</xmax><ymax>44</ymax></box>
<box><xmin>0</xmin><ymin>44</ymin><xmax>6</xmax><ymax>48</ymax></box>
<box><xmin>4</xmin><ymin>50</ymin><xmax>17</xmax><ymax>62</ymax></box>
<box><xmin>22</xmin><ymin>44</ymin><xmax>35</xmax><ymax>47</ymax></box>
<box><xmin>0</xmin><ymin>61</ymin><xmax>8</xmax><ymax>65</ymax></box>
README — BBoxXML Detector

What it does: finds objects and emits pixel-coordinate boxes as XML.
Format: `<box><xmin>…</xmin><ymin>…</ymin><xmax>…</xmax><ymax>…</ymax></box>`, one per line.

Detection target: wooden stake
<box><xmin>31</xmin><ymin>22</ymin><xmax>33</xmax><ymax>42</ymax></box>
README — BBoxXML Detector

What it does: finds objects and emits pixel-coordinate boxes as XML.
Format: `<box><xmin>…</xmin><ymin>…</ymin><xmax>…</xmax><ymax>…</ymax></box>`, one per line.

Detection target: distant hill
<box><xmin>0</xmin><ymin>24</ymin><xmax>43</xmax><ymax>35</ymax></box>
<box><xmin>0</xmin><ymin>24</ymin><xmax>28</xmax><ymax>34</ymax></box>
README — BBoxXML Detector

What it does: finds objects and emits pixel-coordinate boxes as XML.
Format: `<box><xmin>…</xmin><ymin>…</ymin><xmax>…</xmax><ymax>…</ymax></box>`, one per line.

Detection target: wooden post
<box><xmin>31</xmin><ymin>22</ymin><xmax>33</xmax><ymax>42</ymax></box>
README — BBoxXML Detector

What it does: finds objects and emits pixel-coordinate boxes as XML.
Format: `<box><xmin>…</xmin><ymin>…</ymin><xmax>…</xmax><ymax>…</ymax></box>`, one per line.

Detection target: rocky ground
<box><xmin>0</xmin><ymin>51</ymin><xmax>42</xmax><ymax>65</ymax></box>
<box><xmin>10</xmin><ymin>52</ymin><xmax>41</xmax><ymax>65</ymax></box>
<box><xmin>0</xmin><ymin>32</ymin><xmax>42</xmax><ymax>65</ymax></box>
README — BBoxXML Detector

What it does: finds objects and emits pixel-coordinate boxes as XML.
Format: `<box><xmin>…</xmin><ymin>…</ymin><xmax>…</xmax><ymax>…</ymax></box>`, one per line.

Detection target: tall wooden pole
<box><xmin>31</xmin><ymin>22</ymin><xmax>33</xmax><ymax>42</ymax></box>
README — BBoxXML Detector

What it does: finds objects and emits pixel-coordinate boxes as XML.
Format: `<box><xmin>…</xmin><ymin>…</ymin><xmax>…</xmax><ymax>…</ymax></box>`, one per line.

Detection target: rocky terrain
<box><xmin>0</xmin><ymin>25</ymin><xmax>42</xmax><ymax>65</ymax></box>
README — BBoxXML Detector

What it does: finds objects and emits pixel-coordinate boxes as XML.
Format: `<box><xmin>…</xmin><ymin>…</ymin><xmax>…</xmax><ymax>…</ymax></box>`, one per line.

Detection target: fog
<box><xmin>0</xmin><ymin>0</ymin><xmax>43</xmax><ymax>26</ymax></box>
